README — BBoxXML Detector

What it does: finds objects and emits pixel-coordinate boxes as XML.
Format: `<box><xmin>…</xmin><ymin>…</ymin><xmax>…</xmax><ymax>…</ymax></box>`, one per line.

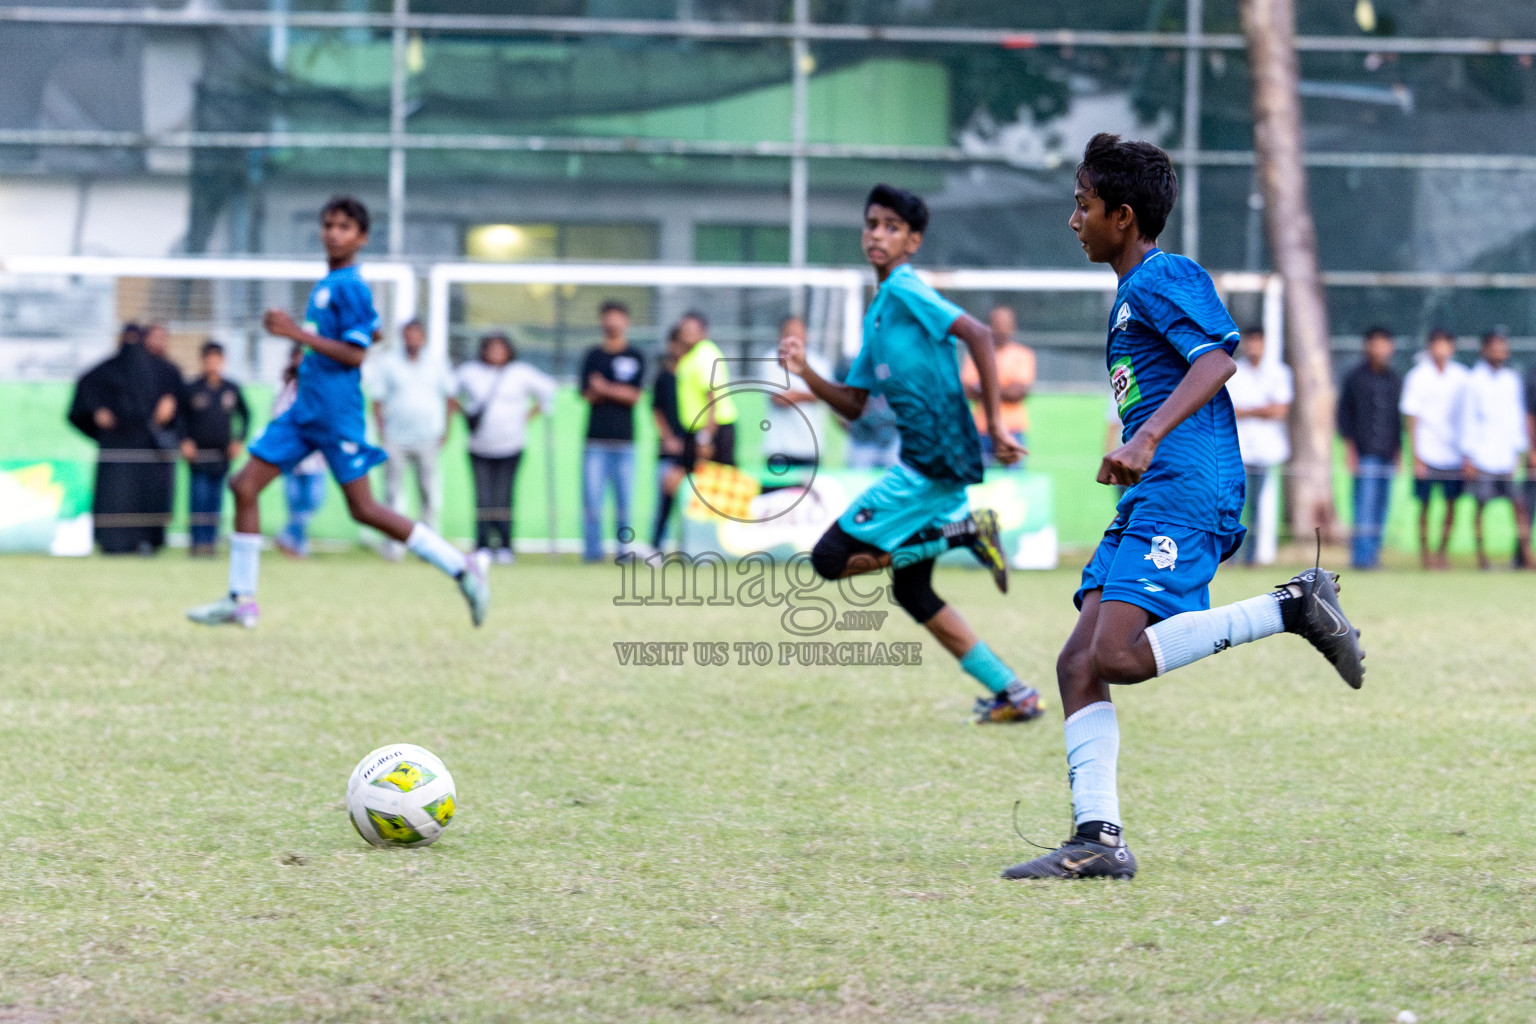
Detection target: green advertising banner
<box><xmin>0</xmin><ymin>460</ymin><xmax>94</xmax><ymax>554</ymax></box>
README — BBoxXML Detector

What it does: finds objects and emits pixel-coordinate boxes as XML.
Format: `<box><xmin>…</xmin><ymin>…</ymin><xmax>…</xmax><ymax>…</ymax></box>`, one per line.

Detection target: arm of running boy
<box><xmin>1099</xmin><ymin>347</ymin><xmax>1236</xmax><ymax>486</ymax></box>
<box><xmin>264</xmin><ymin>309</ymin><xmax>368</xmax><ymax>369</ymax></box>
<box><xmin>952</xmin><ymin>314</ymin><xmax>1024</xmax><ymax>465</ymax></box>
<box><xmin>778</xmin><ymin>333</ymin><xmax>868</xmax><ymax>421</ymax></box>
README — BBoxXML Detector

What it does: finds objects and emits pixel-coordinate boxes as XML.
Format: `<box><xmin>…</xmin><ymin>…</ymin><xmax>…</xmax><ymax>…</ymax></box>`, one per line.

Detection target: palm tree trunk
<box><xmin>1241</xmin><ymin>0</ymin><xmax>1339</xmax><ymax>540</ymax></box>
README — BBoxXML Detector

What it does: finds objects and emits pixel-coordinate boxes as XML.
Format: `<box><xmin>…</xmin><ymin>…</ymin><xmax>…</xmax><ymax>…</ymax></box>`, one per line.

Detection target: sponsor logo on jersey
<box><xmin>1144</xmin><ymin>535</ymin><xmax>1178</xmax><ymax>570</ymax></box>
<box><xmin>1110</xmin><ymin>357</ymin><xmax>1141</xmax><ymax>416</ymax></box>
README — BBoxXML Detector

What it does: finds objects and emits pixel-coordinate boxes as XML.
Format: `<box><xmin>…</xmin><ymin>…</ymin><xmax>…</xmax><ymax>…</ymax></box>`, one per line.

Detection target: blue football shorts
<box><xmin>1075</xmin><ymin>518</ymin><xmax>1244</xmax><ymax>621</ymax></box>
<box><xmin>837</xmin><ymin>461</ymin><xmax>970</xmax><ymax>553</ymax></box>
<box><xmin>248</xmin><ymin>408</ymin><xmax>386</xmax><ymax>486</ymax></box>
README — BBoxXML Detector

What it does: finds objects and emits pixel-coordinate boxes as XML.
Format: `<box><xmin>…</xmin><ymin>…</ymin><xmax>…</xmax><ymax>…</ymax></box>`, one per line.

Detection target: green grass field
<box><xmin>4</xmin><ymin>553</ymin><xmax>1534</xmax><ymax>1023</ymax></box>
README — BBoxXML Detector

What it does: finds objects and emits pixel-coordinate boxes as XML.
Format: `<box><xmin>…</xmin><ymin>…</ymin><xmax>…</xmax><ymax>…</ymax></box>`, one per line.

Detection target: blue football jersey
<box><xmin>846</xmin><ymin>263</ymin><xmax>982</xmax><ymax>485</ymax></box>
<box><xmin>1107</xmin><ymin>249</ymin><xmax>1244</xmax><ymax>535</ymax></box>
<box><xmin>290</xmin><ymin>265</ymin><xmax>378</xmax><ymax>431</ymax></box>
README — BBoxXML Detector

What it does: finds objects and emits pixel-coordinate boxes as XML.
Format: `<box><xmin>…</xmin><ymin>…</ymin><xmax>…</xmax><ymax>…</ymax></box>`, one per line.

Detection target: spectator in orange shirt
<box><xmin>961</xmin><ymin>305</ymin><xmax>1036</xmax><ymax>469</ymax></box>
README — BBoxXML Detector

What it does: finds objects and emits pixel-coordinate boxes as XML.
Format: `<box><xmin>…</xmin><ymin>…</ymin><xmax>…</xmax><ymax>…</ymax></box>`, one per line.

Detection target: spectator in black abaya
<box><xmin>67</xmin><ymin>323</ymin><xmax>182</xmax><ymax>554</ymax></box>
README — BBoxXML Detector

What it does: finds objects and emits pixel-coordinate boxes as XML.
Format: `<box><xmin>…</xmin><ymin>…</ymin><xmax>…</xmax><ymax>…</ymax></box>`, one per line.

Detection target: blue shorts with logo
<box><xmin>249</xmin><ymin>408</ymin><xmax>386</xmax><ymax>486</ymax></box>
<box><xmin>838</xmin><ymin>461</ymin><xmax>971</xmax><ymax>553</ymax></box>
<box><xmin>1075</xmin><ymin>518</ymin><xmax>1245</xmax><ymax>621</ymax></box>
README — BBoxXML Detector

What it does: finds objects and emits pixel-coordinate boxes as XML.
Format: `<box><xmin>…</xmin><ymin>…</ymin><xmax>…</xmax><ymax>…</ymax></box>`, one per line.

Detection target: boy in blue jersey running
<box><xmin>187</xmin><ymin>196</ymin><xmax>488</xmax><ymax>629</ymax></box>
<box><xmin>1002</xmin><ymin>135</ymin><xmax>1364</xmax><ymax>880</ymax></box>
<box><xmin>778</xmin><ymin>184</ymin><xmax>1044</xmax><ymax>725</ymax></box>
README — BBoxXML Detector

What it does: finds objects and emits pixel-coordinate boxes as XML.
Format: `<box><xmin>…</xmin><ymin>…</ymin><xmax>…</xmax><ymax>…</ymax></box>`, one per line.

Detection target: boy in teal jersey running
<box><xmin>778</xmin><ymin>184</ymin><xmax>1042</xmax><ymax>724</ymax></box>
<box><xmin>186</xmin><ymin>196</ymin><xmax>488</xmax><ymax>629</ymax></box>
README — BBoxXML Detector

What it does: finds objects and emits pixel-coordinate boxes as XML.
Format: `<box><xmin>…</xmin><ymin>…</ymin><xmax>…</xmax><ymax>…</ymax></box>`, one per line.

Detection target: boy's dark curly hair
<box><xmin>1076</xmin><ymin>133</ymin><xmax>1178</xmax><ymax>241</ymax></box>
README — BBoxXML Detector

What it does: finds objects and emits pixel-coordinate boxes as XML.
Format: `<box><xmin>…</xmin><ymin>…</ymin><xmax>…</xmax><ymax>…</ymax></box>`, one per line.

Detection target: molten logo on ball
<box><xmin>346</xmin><ymin>743</ymin><xmax>457</xmax><ymax>848</ymax></box>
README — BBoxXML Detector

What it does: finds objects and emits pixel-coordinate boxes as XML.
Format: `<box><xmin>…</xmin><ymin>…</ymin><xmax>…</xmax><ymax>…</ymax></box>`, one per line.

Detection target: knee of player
<box><xmin>1055</xmin><ymin>643</ymin><xmax>1093</xmax><ymax>689</ymax></box>
<box><xmin>1091</xmin><ymin>638</ymin><xmax>1150</xmax><ymax>685</ymax></box>
<box><xmin>228</xmin><ymin>472</ymin><xmax>257</xmax><ymax>503</ymax></box>
<box><xmin>809</xmin><ymin>533</ymin><xmax>846</xmax><ymax>581</ymax></box>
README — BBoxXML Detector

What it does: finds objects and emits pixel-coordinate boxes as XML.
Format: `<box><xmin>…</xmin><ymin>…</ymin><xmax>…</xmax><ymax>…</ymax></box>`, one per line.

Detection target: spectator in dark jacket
<box><xmin>180</xmin><ymin>340</ymin><xmax>250</xmax><ymax>556</ymax></box>
<box><xmin>1337</xmin><ymin>327</ymin><xmax>1403</xmax><ymax>569</ymax></box>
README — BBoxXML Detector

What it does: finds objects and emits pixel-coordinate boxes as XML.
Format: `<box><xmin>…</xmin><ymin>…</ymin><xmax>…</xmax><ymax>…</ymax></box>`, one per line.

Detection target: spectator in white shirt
<box><xmin>369</xmin><ymin>319</ymin><xmax>456</xmax><ymax>560</ymax></box>
<box><xmin>1457</xmin><ymin>330</ymin><xmax>1531</xmax><ymax>569</ymax></box>
<box><xmin>1400</xmin><ymin>328</ymin><xmax>1469</xmax><ymax>569</ymax></box>
<box><xmin>456</xmin><ymin>331</ymin><xmax>556</xmax><ymax>563</ymax></box>
<box><xmin>1225</xmin><ymin>326</ymin><xmax>1293</xmax><ymax>564</ymax></box>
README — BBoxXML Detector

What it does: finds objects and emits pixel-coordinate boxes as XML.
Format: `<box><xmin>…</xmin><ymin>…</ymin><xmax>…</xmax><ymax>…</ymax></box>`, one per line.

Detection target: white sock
<box><xmin>406</xmin><ymin>523</ymin><xmax>467</xmax><ymax>578</ymax></box>
<box><xmin>1064</xmin><ymin>701</ymin><xmax>1121</xmax><ymax>830</ymax></box>
<box><xmin>228</xmin><ymin>532</ymin><xmax>262</xmax><ymax>598</ymax></box>
<box><xmin>1143</xmin><ymin>593</ymin><xmax>1284</xmax><ymax>676</ymax></box>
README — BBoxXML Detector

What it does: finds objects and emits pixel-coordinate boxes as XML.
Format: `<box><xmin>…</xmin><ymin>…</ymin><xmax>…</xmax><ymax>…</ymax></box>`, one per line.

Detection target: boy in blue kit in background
<box><xmin>187</xmin><ymin>196</ymin><xmax>488</xmax><ymax>629</ymax></box>
<box><xmin>1003</xmin><ymin>135</ymin><xmax>1365</xmax><ymax>880</ymax></box>
<box><xmin>778</xmin><ymin>183</ymin><xmax>1044</xmax><ymax>725</ymax></box>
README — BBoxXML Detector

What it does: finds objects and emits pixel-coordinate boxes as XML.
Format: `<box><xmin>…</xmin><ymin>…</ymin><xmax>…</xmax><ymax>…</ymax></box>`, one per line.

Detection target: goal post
<box><xmin>0</xmin><ymin>255</ymin><xmax>418</xmax><ymax>384</ymax></box>
<box><xmin>0</xmin><ymin>254</ymin><xmax>1282</xmax><ymax>559</ymax></box>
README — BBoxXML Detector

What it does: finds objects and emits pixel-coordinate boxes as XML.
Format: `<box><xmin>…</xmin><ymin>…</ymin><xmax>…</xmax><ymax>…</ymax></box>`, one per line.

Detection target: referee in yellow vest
<box><xmin>674</xmin><ymin>310</ymin><xmax>739</xmax><ymax>467</ymax></box>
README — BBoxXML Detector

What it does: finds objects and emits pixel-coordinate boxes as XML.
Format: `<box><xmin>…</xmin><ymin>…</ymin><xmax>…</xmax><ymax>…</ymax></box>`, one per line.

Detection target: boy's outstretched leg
<box><xmin>341</xmin><ymin>478</ymin><xmax>490</xmax><ymax>627</ymax></box>
<box><xmin>187</xmin><ymin>457</ymin><xmax>283</xmax><ymax>628</ymax></box>
<box><xmin>1142</xmin><ymin>567</ymin><xmax>1365</xmax><ymax>689</ymax></box>
<box><xmin>1005</xmin><ymin>561</ymin><xmax>1366</xmax><ymax>881</ymax></box>
<box><xmin>887</xmin><ymin>509</ymin><xmax>1009</xmax><ymax>593</ymax></box>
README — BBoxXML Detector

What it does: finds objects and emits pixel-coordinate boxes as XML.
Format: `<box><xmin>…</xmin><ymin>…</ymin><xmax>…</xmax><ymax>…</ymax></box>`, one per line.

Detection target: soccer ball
<box><xmin>346</xmin><ymin>743</ymin><xmax>457</xmax><ymax>848</ymax></box>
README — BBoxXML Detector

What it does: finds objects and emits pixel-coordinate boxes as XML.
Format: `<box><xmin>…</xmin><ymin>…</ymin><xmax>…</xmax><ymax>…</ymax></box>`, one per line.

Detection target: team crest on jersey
<box><xmin>875</xmin><ymin>363</ymin><xmax>892</xmax><ymax>381</ymax></box>
<box><xmin>611</xmin><ymin>355</ymin><xmax>640</xmax><ymax>382</ymax></box>
<box><xmin>314</xmin><ymin>286</ymin><xmax>331</xmax><ymax>309</ymax></box>
<box><xmin>1144</xmin><ymin>535</ymin><xmax>1178</xmax><ymax>570</ymax></box>
<box><xmin>1114</xmin><ymin>302</ymin><xmax>1132</xmax><ymax>331</ymax></box>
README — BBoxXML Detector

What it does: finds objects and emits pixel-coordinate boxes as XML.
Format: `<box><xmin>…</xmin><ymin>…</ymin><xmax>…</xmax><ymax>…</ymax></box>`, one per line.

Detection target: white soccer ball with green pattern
<box><xmin>346</xmin><ymin>743</ymin><xmax>457</xmax><ymax>848</ymax></box>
